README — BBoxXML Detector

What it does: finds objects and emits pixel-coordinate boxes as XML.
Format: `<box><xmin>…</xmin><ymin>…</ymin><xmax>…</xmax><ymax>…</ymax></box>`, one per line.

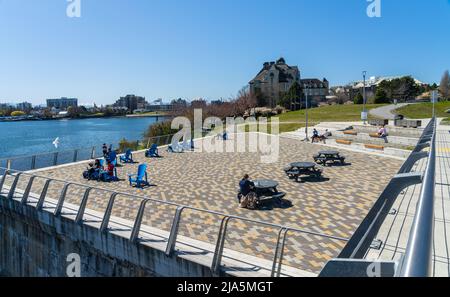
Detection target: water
<box><xmin>0</xmin><ymin>116</ymin><xmax>164</xmax><ymax>159</ymax></box>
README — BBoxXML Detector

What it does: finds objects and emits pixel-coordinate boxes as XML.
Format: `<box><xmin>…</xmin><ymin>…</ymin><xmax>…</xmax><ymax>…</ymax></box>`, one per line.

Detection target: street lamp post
<box><xmin>362</xmin><ymin>71</ymin><xmax>367</xmax><ymax>125</ymax></box>
<box><xmin>304</xmin><ymin>85</ymin><xmax>310</xmax><ymax>141</ymax></box>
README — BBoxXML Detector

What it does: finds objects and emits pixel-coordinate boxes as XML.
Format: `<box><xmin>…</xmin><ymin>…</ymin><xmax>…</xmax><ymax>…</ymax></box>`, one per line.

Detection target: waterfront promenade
<box><xmin>2</xmin><ymin>134</ymin><xmax>402</xmax><ymax>274</ymax></box>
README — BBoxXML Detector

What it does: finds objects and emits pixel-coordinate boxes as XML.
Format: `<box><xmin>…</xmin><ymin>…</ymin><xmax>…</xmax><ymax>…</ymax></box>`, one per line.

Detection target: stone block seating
<box><xmin>365</xmin><ymin>144</ymin><xmax>385</xmax><ymax>151</ymax></box>
<box><xmin>336</xmin><ymin>139</ymin><xmax>352</xmax><ymax>145</ymax></box>
<box><xmin>369</xmin><ymin>133</ymin><xmax>380</xmax><ymax>138</ymax></box>
<box><xmin>394</xmin><ymin>120</ymin><xmax>422</xmax><ymax>128</ymax></box>
<box><xmin>369</xmin><ymin>119</ymin><xmax>389</xmax><ymax>126</ymax></box>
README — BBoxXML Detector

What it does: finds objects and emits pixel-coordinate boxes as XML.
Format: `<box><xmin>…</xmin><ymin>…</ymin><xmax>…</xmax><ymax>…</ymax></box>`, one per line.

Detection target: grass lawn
<box><xmin>395</xmin><ymin>101</ymin><xmax>450</xmax><ymax>119</ymax></box>
<box><xmin>239</xmin><ymin>104</ymin><xmax>387</xmax><ymax>134</ymax></box>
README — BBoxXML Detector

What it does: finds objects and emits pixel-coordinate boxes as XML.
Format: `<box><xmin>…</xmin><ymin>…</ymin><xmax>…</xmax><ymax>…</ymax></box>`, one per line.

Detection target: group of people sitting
<box><xmin>83</xmin><ymin>158</ymin><xmax>118</xmax><ymax>182</ymax></box>
<box><xmin>311</xmin><ymin>129</ymin><xmax>332</xmax><ymax>143</ymax></box>
<box><xmin>83</xmin><ymin>144</ymin><xmax>119</xmax><ymax>182</ymax></box>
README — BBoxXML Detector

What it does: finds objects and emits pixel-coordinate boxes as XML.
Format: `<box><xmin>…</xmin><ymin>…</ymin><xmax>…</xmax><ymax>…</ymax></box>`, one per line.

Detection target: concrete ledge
<box><xmin>0</xmin><ymin>186</ymin><xmax>314</xmax><ymax>277</ymax></box>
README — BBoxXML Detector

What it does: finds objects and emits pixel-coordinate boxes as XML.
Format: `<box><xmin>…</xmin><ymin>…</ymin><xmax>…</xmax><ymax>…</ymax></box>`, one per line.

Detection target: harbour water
<box><xmin>0</xmin><ymin>116</ymin><xmax>164</xmax><ymax>159</ymax></box>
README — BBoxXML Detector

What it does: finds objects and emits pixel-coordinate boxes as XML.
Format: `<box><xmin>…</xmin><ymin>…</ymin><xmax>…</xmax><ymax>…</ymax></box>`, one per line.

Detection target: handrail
<box><xmin>337</xmin><ymin>118</ymin><xmax>437</xmax><ymax>260</ymax></box>
<box><xmin>0</xmin><ymin>133</ymin><xmax>176</xmax><ymax>172</ymax></box>
<box><xmin>0</xmin><ymin>164</ymin><xmax>348</xmax><ymax>276</ymax></box>
<box><xmin>400</xmin><ymin>118</ymin><xmax>437</xmax><ymax>277</ymax></box>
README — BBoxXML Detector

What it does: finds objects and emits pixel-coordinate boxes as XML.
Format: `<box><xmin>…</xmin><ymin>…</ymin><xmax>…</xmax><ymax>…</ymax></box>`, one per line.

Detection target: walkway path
<box><xmin>365</xmin><ymin>121</ymin><xmax>450</xmax><ymax>276</ymax></box>
<box><xmin>369</xmin><ymin>103</ymin><xmax>410</xmax><ymax>120</ymax></box>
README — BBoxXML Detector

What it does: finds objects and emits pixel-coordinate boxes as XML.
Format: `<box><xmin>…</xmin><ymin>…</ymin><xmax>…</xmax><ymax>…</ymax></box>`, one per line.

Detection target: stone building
<box><xmin>301</xmin><ymin>78</ymin><xmax>329</xmax><ymax>103</ymax></box>
<box><xmin>249</xmin><ymin>58</ymin><xmax>301</xmax><ymax>107</ymax></box>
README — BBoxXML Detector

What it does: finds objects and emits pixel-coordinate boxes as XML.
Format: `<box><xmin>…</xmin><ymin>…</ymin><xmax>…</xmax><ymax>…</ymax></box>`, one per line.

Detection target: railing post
<box><xmin>211</xmin><ymin>216</ymin><xmax>231</xmax><ymax>275</ymax></box>
<box><xmin>53</xmin><ymin>152</ymin><xmax>58</xmax><ymax>166</ymax></box>
<box><xmin>271</xmin><ymin>228</ymin><xmax>288</xmax><ymax>277</ymax></box>
<box><xmin>21</xmin><ymin>176</ymin><xmax>36</xmax><ymax>204</ymax></box>
<box><xmin>36</xmin><ymin>179</ymin><xmax>52</xmax><ymax>210</ymax></box>
<box><xmin>0</xmin><ymin>169</ymin><xmax>9</xmax><ymax>193</ymax></box>
<box><xmin>6</xmin><ymin>159</ymin><xmax>11</xmax><ymax>171</ymax></box>
<box><xmin>130</xmin><ymin>199</ymin><xmax>150</xmax><ymax>243</ymax></box>
<box><xmin>73</xmin><ymin>150</ymin><xmax>78</xmax><ymax>163</ymax></box>
<box><xmin>31</xmin><ymin>155</ymin><xmax>36</xmax><ymax>170</ymax></box>
<box><xmin>7</xmin><ymin>173</ymin><xmax>22</xmax><ymax>200</ymax></box>
<box><xmin>54</xmin><ymin>183</ymin><xmax>71</xmax><ymax>216</ymax></box>
<box><xmin>100</xmin><ymin>193</ymin><xmax>119</xmax><ymax>233</ymax></box>
<box><xmin>91</xmin><ymin>147</ymin><xmax>96</xmax><ymax>159</ymax></box>
<box><xmin>75</xmin><ymin>187</ymin><xmax>93</xmax><ymax>224</ymax></box>
<box><xmin>165</xmin><ymin>206</ymin><xmax>185</xmax><ymax>256</ymax></box>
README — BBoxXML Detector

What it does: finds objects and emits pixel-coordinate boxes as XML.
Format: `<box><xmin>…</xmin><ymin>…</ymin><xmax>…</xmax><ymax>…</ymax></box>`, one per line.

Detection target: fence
<box><xmin>0</xmin><ymin>134</ymin><xmax>176</xmax><ymax>175</ymax></box>
<box><xmin>0</xmin><ymin>164</ymin><xmax>348</xmax><ymax>277</ymax></box>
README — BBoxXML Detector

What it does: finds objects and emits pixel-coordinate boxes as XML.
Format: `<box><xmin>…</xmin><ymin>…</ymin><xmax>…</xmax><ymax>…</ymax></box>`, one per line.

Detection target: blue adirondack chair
<box><xmin>108</xmin><ymin>151</ymin><xmax>117</xmax><ymax>166</ymax></box>
<box><xmin>120</xmin><ymin>149</ymin><xmax>133</xmax><ymax>163</ymax></box>
<box><xmin>145</xmin><ymin>144</ymin><xmax>160</xmax><ymax>158</ymax></box>
<box><xmin>128</xmin><ymin>164</ymin><xmax>150</xmax><ymax>188</ymax></box>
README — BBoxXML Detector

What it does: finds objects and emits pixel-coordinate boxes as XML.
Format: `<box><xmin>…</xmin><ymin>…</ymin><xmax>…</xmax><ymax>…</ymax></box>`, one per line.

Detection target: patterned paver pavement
<box><xmin>6</xmin><ymin>135</ymin><xmax>403</xmax><ymax>274</ymax></box>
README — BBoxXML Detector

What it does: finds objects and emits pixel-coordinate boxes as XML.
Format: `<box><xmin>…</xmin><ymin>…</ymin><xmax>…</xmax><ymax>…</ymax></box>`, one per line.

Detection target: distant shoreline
<box><xmin>0</xmin><ymin>113</ymin><xmax>168</xmax><ymax>123</ymax></box>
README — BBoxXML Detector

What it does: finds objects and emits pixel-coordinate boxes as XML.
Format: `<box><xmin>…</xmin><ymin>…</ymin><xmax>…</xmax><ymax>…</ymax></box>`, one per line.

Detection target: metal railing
<box><xmin>335</xmin><ymin>118</ymin><xmax>437</xmax><ymax>276</ymax></box>
<box><xmin>0</xmin><ymin>165</ymin><xmax>348</xmax><ymax>277</ymax></box>
<box><xmin>399</xmin><ymin>120</ymin><xmax>436</xmax><ymax>277</ymax></box>
<box><xmin>0</xmin><ymin>134</ymin><xmax>176</xmax><ymax>174</ymax></box>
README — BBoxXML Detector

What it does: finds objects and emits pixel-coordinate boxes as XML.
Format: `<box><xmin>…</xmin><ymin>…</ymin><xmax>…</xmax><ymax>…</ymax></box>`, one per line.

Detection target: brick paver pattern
<box><xmin>6</xmin><ymin>135</ymin><xmax>402</xmax><ymax>274</ymax></box>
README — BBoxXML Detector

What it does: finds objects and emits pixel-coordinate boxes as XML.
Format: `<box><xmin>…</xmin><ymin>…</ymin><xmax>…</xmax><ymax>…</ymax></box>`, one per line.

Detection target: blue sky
<box><xmin>0</xmin><ymin>0</ymin><xmax>449</xmax><ymax>105</ymax></box>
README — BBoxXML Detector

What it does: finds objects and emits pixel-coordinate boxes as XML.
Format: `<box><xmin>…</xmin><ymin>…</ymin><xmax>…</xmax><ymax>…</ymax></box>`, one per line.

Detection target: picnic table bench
<box><xmin>253</xmin><ymin>180</ymin><xmax>286</xmax><ymax>203</ymax></box>
<box><xmin>284</xmin><ymin>162</ymin><xmax>323</xmax><ymax>182</ymax></box>
<box><xmin>313</xmin><ymin>151</ymin><xmax>346</xmax><ymax>166</ymax></box>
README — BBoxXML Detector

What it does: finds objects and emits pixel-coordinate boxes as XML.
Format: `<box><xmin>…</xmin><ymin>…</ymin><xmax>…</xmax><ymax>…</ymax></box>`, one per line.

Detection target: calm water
<box><xmin>0</xmin><ymin>117</ymin><xmax>164</xmax><ymax>159</ymax></box>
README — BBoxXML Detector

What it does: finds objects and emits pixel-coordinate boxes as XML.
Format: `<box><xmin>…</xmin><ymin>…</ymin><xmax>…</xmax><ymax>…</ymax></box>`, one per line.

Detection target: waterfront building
<box><xmin>46</xmin><ymin>97</ymin><xmax>78</xmax><ymax>110</ymax></box>
<box><xmin>249</xmin><ymin>57</ymin><xmax>301</xmax><ymax>108</ymax></box>
<box><xmin>113</xmin><ymin>95</ymin><xmax>148</xmax><ymax>112</ymax></box>
<box><xmin>300</xmin><ymin>78</ymin><xmax>329</xmax><ymax>103</ymax></box>
<box><xmin>16</xmin><ymin>102</ymin><xmax>33</xmax><ymax>111</ymax></box>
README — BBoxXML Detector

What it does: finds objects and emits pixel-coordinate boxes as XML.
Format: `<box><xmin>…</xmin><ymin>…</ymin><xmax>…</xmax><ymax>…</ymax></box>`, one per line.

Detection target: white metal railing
<box><xmin>0</xmin><ymin>165</ymin><xmax>348</xmax><ymax>277</ymax></box>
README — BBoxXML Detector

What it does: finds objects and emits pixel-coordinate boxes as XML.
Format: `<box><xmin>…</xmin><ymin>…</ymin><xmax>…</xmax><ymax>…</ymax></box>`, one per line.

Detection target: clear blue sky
<box><xmin>1</xmin><ymin>0</ymin><xmax>449</xmax><ymax>105</ymax></box>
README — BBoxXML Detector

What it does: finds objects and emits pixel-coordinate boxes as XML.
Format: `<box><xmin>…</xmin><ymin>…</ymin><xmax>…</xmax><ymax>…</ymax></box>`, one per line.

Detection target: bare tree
<box><xmin>440</xmin><ymin>70</ymin><xmax>450</xmax><ymax>100</ymax></box>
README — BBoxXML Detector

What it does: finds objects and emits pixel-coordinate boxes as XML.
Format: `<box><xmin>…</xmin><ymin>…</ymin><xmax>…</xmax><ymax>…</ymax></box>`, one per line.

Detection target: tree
<box><xmin>11</xmin><ymin>110</ymin><xmax>26</xmax><ymax>117</ymax></box>
<box><xmin>280</xmin><ymin>81</ymin><xmax>303</xmax><ymax>110</ymax></box>
<box><xmin>374</xmin><ymin>88</ymin><xmax>390</xmax><ymax>104</ymax></box>
<box><xmin>439</xmin><ymin>70</ymin><xmax>450</xmax><ymax>100</ymax></box>
<box><xmin>354</xmin><ymin>93</ymin><xmax>364</xmax><ymax>105</ymax></box>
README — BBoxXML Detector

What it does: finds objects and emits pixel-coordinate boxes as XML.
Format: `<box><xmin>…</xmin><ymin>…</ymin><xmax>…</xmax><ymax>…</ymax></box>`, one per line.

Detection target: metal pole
<box><xmin>304</xmin><ymin>86</ymin><xmax>309</xmax><ymax>142</ymax></box>
<box><xmin>363</xmin><ymin>71</ymin><xmax>367</xmax><ymax>125</ymax></box>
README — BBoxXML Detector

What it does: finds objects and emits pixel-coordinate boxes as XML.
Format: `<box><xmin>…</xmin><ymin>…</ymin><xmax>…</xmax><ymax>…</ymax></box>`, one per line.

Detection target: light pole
<box><xmin>304</xmin><ymin>84</ymin><xmax>310</xmax><ymax>141</ymax></box>
<box><xmin>362</xmin><ymin>71</ymin><xmax>367</xmax><ymax>125</ymax></box>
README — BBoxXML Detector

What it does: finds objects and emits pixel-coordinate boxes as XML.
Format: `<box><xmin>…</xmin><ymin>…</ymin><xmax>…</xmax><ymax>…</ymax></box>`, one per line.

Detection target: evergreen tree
<box><xmin>354</xmin><ymin>93</ymin><xmax>364</xmax><ymax>105</ymax></box>
<box><xmin>280</xmin><ymin>81</ymin><xmax>303</xmax><ymax>110</ymax></box>
<box><xmin>374</xmin><ymin>88</ymin><xmax>390</xmax><ymax>104</ymax></box>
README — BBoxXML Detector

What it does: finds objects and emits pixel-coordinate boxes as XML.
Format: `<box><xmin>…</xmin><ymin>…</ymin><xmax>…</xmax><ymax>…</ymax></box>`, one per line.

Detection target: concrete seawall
<box><xmin>0</xmin><ymin>193</ymin><xmax>216</xmax><ymax>277</ymax></box>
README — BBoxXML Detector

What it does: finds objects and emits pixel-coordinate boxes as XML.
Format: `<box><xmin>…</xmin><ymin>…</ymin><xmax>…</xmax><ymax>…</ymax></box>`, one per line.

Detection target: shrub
<box><xmin>11</xmin><ymin>111</ymin><xmax>26</xmax><ymax>117</ymax></box>
<box><xmin>118</xmin><ymin>138</ymin><xmax>141</xmax><ymax>153</ymax></box>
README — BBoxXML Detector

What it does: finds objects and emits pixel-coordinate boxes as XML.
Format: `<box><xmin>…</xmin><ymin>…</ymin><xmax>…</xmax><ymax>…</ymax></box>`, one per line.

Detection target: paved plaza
<box><xmin>8</xmin><ymin>134</ymin><xmax>403</xmax><ymax>274</ymax></box>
